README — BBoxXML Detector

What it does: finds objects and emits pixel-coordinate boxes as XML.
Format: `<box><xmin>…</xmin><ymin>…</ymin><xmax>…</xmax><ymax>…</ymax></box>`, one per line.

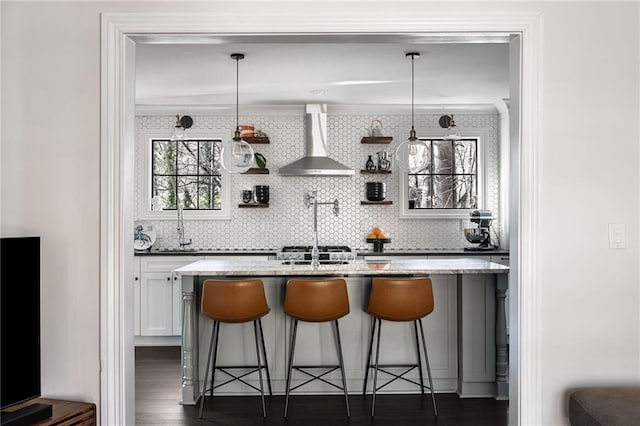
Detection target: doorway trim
<box><xmin>101</xmin><ymin>8</ymin><xmax>542</xmax><ymax>426</ymax></box>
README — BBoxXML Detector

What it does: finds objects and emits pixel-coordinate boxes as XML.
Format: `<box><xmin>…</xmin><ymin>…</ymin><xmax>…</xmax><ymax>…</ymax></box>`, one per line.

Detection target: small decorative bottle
<box><xmin>365</xmin><ymin>155</ymin><xmax>376</xmax><ymax>171</ymax></box>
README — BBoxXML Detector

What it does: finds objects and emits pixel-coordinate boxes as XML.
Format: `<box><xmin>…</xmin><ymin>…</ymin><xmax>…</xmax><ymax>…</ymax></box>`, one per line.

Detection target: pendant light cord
<box><xmin>411</xmin><ymin>53</ymin><xmax>415</xmax><ymax>129</ymax></box>
<box><xmin>406</xmin><ymin>52</ymin><xmax>419</xmax><ymax>140</ymax></box>
<box><xmin>235</xmin><ymin>55</ymin><xmax>239</xmax><ymax>131</ymax></box>
<box><xmin>230</xmin><ymin>53</ymin><xmax>245</xmax><ymax>140</ymax></box>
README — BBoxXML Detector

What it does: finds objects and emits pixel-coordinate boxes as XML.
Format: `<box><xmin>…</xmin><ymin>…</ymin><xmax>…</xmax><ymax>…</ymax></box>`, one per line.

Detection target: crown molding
<box><xmin>135</xmin><ymin>103</ymin><xmax>499</xmax><ymax>116</ymax></box>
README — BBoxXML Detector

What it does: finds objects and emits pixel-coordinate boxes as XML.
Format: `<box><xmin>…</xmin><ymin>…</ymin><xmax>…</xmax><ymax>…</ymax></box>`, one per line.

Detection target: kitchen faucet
<box><xmin>177</xmin><ymin>204</ymin><xmax>192</xmax><ymax>249</ymax></box>
<box><xmin>304</xmin><ymin>191</ymin><xmax>339</xmax><ymax>268</ymax></box>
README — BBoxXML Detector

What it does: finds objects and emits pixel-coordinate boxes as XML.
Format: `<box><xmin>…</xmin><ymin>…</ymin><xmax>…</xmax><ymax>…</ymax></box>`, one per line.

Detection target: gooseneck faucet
<box><xmin>177</xmin><ymin>204</ymin><xmax>192</xmax><ymax>249</ymax></box>
<box><xmin>304</xmin><ymin>191</ymin><xmax>339</xmax><ymax>268</ymax></box>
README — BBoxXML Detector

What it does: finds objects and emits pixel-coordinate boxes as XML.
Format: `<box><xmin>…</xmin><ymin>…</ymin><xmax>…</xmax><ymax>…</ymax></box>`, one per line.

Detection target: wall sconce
<box><xmin>439</xmin><ymin>114</ymin><xmax>461</xmax><ymax>140</ymax></box>
<box><xmin>170</xmin><ymin>115</ymin><xmax>193</xmax><ymax>141</ymax></box>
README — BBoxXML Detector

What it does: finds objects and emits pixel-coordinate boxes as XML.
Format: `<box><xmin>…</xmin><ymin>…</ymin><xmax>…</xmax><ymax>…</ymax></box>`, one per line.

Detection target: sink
<box><xmin>281</xmin><ymin>260</ymin><xmax>350</xmax><ymax>265</ymax></box>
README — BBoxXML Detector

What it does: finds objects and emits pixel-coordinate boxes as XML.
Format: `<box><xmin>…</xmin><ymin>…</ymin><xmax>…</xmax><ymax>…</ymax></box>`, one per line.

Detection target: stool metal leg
<box><xmin>284</xmin><ymin>319</ymin><xmax>299</xmax><ymax>418</ymax></box>
<box><xmin>252</xmin><ymin>320</ymin><xmax>267</xmax><ymax>418</ymax></box>
<box><xmin>257</xmin><ymin>318</ymin><xmax>273</xmax><ymax>396</ymax></box>
<box><xmin>414</xmin><ymin>320</ymin><xmax>425</xmax><ymax>394</ymax></box>
<box><xmin>418</xmin><ymin>319</ymin><xmax>437</xmax><ymax>417</ymax></box>
<box><xmin>371</xmin><ymin>318</ymin><xmax>382</xmax><ymax>417</ymax></box>
<box><xmin>199</xmin><ymin>320</ymin><xmax>220</xmax><ymax>419</ymax></box>
<box><xmin>333</xmin><ymin>320</ymin><xmax>351</xmax><ymax>417</ymax></box>
<box><xmin>362</xmin><ymin>316</ymin><xmax>377</xmax><ymax>395</ymax></box>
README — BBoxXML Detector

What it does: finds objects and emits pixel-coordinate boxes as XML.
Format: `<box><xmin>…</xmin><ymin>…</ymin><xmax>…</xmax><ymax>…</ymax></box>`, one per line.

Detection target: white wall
<box><xmin>1</xmin><ymin>2</ymin><xmax>639</xmax><ymax>425</ymax></box>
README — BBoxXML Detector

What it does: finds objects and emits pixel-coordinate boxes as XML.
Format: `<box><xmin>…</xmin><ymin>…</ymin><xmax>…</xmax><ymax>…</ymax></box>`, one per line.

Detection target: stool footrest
<box><xmin>209</xmin><ymin>365</ymin><xmax>270</xmax><ymax>394</ymax></box>
<box><xmin>366</xmin><ymin>364</ymin><xmax>433</xmax><ymax>393</ymax></box>
<box><xmin>289</xmin><ymin>365</ymin><xmax>345</xmax><ymax>393</ymax></box>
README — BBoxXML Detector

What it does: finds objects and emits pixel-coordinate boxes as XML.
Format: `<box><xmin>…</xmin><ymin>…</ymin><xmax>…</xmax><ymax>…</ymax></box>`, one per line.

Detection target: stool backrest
<box><xmin>367</xmin><ymin>277</ymin><xmax>434</xmax><ymax>321</ymax></box>
<box><xmin>201</xmin><ymin>279</ymin><xmax>270</xmax><ymax>323</ymax></box>
<box><xmin>284</xmin><ymin>278</ymin><xmax>350</xmax><ymax>322</ymax></box>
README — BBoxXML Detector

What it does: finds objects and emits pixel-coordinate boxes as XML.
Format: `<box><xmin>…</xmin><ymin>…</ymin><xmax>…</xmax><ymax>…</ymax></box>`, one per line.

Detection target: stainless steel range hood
<box><xmin>279</xmin><ymin>104</ymin><xmax>354</xmax><ymax>176</ymax></box>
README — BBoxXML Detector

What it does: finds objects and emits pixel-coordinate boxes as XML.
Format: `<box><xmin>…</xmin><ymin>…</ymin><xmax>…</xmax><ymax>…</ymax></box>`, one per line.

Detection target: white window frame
<box><xmin>137</xmin><ymin>129</ymin><xmax>231</xmax><ymax>221</ymax></box>
<box><xmin>399</xmin><ymin>127</ymin><xmax>489</xmax><ymax>219</ymax></box>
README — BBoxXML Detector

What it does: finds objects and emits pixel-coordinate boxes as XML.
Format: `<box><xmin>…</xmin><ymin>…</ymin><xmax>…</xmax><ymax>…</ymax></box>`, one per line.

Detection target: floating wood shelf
<box><xmin>238</xmin><ymin>203</ymin><xmax>269</xmax><ymax>208</ymax></box>
<box><xmin>243</xmin><ymin>137</ymin><xmax>270</xmax><ymax>144</ymax></box>
<box><xmin>361</xmin><ymin>136</ymin><xmax>393</xmax><ymax>144</ymax></box>
<box><xmin>361</xmin><ymin>200</ymin><xmax>393</xmax><ymax>205</ymax></box>
<box><xmin>243</xmin><ymin>168</ymin><xmax>270</xmax><ymax>174</ymax></box>
<box><xmin>360</xmin><ymin>169</ymin><xmax>392</xmax><ymax>174</ymax></box>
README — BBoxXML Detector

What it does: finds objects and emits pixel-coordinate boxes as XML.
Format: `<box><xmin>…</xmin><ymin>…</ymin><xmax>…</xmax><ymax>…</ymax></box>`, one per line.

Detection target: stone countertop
<box><xmin>173</xmin><ymin>257</ymin><xmax>509</xmax><ymax>277</ymax></box>
<box><xmin>135</xmin><ymin>248</ymin><xmax>509</xmax><ymax>257</ymax></box>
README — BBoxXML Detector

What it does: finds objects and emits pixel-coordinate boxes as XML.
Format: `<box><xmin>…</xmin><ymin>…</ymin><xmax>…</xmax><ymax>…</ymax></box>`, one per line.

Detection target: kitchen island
<box><xmin>174</xmin><ymin>257</ymin><xmax>509</xmax><ymax>405</ymax></box>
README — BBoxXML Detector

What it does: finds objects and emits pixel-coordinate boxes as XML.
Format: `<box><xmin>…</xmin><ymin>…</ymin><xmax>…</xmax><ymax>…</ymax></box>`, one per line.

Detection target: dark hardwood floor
<box><xmin>135</xmin><ymin>346</ymin><xmax>508</xmax><ymax>426</ymax></box>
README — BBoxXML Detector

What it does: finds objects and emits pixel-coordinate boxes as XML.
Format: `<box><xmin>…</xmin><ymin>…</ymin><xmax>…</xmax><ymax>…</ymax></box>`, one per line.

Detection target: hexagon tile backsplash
<box><xmin>136</xmin><ymin>112</ymin><xmax>501</xmax><ymax>250</ymax></box>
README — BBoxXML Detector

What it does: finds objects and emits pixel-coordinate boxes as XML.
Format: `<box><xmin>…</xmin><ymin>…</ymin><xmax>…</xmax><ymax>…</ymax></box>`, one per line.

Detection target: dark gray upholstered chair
<box><xmin>569</xmin><ymin>387</ymin><xmax>640</xmax><ymax>426</ymax></box>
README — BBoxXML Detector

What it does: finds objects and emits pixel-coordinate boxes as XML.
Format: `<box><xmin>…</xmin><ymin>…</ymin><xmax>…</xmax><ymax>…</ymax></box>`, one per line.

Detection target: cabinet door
<box><xmin>140</xmin><ymin>256</ymin><xmax>203</xmax><ymax>337</ymax></box>
<box><xmin>140</xmin><ymin>272</ymin><xmax>173</xmax><ymax>336</ymax></box>
<box><xmin>133</xmin><ymin>258</ymin><xmax>141</xmax><ymax>336</ymax></box>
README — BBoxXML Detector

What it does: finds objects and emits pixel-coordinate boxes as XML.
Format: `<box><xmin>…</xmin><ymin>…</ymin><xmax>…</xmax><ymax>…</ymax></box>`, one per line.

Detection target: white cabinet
<box><xmin>136</xmin><ymin>255</ymin><xmax>272</xmax><ymax>347</ymax></box>
<box><xmin>141</xmin><ymin>272</ymin><xmax>175</xmax><ymax>336</ymax></box>
<box><xmin>133</xmin><ymin>257</ymin><xmax>141</xmax><ymax>336</ymax></box>
<box><xmin>136</xmin><ymin>255</ymin><xmax>203</xmax><ymax>346</ymax></box>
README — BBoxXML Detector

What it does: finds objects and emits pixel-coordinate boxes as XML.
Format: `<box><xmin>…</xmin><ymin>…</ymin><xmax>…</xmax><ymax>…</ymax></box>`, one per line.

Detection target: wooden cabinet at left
<box><xmin>4</xmin><ymin>398</ymin><xmax>96</xmax><ymax>426</ymax></box>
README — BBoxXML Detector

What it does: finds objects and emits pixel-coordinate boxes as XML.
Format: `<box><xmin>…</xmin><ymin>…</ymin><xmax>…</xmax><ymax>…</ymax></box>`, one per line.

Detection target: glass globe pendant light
<box><xmin>395</xmin><ymin>52</ymin><xmax>428</xmax><ymax>173</ymax></box>
<box><xmin>221</xmin><ymin>53</ymin><xmax>254</xmax><ymax>174</ymax></box>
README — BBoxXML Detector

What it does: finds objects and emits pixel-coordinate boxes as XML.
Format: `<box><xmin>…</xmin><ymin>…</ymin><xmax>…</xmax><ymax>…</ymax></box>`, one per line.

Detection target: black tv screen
<box><xmin>1</xmin><ymin>236</ymin><xmax>41</xmax><ymax>409</ymax></box>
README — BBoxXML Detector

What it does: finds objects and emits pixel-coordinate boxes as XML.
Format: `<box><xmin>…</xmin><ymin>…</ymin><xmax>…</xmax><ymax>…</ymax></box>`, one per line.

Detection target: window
<box><xmin>151</xmin><ymin>138</ymin><xmax>222</xmax><ymax>210</ymax></box>
<box><xmin>138</xmin><ymin>130</ymin><xmax>230</xmax><ymax>220</ymax></box>
<box><xmin>400</xmin><ymin>131</ymin><xmax>486</xmax><ymax>219</ymax></box>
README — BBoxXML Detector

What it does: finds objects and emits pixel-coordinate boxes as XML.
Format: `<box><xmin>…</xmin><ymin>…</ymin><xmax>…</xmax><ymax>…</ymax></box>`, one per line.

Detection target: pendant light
<box><xmin>439</xmin><ymin>114</ymin><xmax>462</xmax><ymax>140</ymax></box>
<box><xmin>395</xmin><ymin>52</ymin><xmax>428</xmax><ymax>173</ymax></box>
<box><xmin>221</xmin><ymin>53</ymin><xmax>255</xmax><ymax>174</ymax></box>
<box><xmin>170</xmin><ymin>114</ymin><xmax>193</xmax><ymax>141</ymax></box>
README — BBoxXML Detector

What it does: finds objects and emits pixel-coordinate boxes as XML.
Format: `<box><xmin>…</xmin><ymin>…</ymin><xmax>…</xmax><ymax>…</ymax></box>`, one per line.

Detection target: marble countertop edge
<box><xmin>174</xmin><ymin>258</ymin><xmax>509</xmax><ymax>276</ymax></box>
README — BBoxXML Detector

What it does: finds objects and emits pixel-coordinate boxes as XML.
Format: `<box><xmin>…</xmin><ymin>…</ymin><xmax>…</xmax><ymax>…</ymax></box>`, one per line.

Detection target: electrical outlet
<box><xmin>608</xmin><ymin>223</ymin><xmax>626</xmax><ymax>249</ymax></box>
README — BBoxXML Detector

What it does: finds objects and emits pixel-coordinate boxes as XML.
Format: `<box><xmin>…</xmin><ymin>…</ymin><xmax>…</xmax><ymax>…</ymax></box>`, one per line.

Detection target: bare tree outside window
<box><xmin>151</xmin><ymin>139</ymin><xmax>223</xmax><ymax>210</ymax></box>
<box><xmin>407</xmin><ymin>138</ymin><xmax>478</xmax><ymax>210</ymax></box>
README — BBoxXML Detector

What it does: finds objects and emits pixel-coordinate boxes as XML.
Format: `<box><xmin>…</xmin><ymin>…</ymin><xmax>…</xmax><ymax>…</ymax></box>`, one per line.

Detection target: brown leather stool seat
<box><xmin>198</xmin><ymin>279</ymin><xmax>272</xmax><ymax>419</ymax></box>
<box><xmin>283</xmin><ymin>278</ymin><xmax>350</xmax><ymax>417</ymax></box>
<box><xmin>363</xmin><ymin>277</ymin><xmax>438</xmax><ymax>417</ymax></box>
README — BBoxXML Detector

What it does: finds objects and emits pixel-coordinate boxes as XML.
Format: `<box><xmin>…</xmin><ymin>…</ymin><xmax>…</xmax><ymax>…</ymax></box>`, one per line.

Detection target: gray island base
<box><xmin>174</xmin><ymin>258</ymin><xmax>510</xmax><ymax>405</ymax></box>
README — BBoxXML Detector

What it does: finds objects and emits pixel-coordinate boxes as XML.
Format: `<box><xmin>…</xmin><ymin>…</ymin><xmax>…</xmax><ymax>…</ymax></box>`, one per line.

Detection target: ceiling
<box><xmin>134</xmin><ymin>34</ymin><xmax>510</xmax><ymax>109</ymax></box>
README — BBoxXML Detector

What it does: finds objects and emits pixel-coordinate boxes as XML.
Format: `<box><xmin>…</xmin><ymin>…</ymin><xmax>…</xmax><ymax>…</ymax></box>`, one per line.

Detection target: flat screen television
<box><xmin>1</xmin><ymin>237</ymin><xmax>42</xmax><ymax>410</ymax></box>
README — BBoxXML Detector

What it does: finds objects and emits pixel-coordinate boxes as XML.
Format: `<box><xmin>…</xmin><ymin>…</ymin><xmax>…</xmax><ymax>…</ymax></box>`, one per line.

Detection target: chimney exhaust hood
<box><xmin>279</xmin><ymin>104</ymin><xmax>355</xmax><ymax>176</ymax></box>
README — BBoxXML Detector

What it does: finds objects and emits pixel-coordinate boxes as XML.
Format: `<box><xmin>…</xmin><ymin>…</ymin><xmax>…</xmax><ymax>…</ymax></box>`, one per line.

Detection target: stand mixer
<box><xmin>463</xmin><ymin>210</ymin><xmax>497</xmax><ymax>251</ymax></box>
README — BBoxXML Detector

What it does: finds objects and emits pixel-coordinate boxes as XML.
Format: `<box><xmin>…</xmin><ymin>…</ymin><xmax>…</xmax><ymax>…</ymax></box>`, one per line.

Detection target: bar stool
<box><xmin>363</xmin><ymin>277</ymin><xmax>437</xmax><ymax>417</ymax></box>
<box><xmin>198</xmin><ymin>278</ymin><xmax>272</xmax><ymax>419</ymax></box>
<box><xmin>283</xmin><ymin>278</ymin><xmax>351</xmax><ymax>418</ymax></box>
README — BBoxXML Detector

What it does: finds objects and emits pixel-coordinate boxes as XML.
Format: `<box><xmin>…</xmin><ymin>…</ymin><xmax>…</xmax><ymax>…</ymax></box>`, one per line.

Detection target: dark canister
<box><xmin>365</xmin><ymin>182</ymin><xmax>386</xmax><ymax>201</ymax></box>
<box><xmin>254</xmin><ymin>185</ymin><xmax>270</xmax><ymax>203</ymax></box>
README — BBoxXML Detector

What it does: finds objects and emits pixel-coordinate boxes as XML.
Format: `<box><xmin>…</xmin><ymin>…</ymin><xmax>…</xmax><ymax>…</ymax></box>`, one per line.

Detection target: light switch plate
<box><xmin>608</xmin><ymin>223</ymin><xmax>626</xmax><ymax>249</ymax></box>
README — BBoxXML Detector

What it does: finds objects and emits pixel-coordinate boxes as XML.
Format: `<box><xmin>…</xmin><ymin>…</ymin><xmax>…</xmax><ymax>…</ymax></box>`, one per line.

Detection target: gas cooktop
<box><xmin>280</xmin><ymin>245</ymin><xmax>352</xmax><ymax>253</ymax></box>
<box><xmin>277</xmin><ymin>245</ymin><xmax>355</xmax><ymax>262</ymax></box>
